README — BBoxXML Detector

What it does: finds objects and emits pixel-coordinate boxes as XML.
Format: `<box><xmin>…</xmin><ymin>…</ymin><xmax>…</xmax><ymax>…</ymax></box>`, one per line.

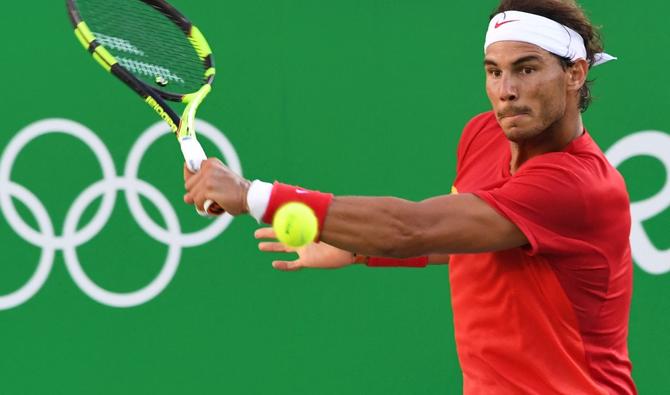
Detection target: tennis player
<box><xmin>184</xmin><ymin>0</ymin><xmax>636</xmax><ymax>392</ymax></box>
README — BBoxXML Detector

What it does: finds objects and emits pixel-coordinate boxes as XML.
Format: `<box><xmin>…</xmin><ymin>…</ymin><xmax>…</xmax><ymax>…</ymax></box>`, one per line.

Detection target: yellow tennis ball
<box><xmin>272</xmin><ymin>202</ymin><xmax>318</xmax><ymax>248</ymax></box>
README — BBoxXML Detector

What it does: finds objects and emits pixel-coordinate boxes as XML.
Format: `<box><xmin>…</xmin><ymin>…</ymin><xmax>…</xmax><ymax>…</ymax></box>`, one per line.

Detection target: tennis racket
<box><xmin>66</xmin><ymin>0</ymin><xmax>222</xmax><ymax>216</ymax></box>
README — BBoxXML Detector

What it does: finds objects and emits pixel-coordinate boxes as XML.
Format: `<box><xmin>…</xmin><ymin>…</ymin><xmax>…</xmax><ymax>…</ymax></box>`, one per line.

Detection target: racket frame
<box><xmin>66</xmin><ymin>0</ymin><xmax>215</xmax><ymax>142</ymax></box>
<box><xmin>66</xmin><ymin>0</ymin><xmax>220</xmax><ymax>214</ymax></box>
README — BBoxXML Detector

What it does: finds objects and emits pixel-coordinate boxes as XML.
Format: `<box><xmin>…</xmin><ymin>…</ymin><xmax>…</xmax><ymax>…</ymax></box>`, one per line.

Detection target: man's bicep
<box><xmin>419</xmin><ymin>193</ymin><xmax>529</xmax><ymax>254</ymax></box>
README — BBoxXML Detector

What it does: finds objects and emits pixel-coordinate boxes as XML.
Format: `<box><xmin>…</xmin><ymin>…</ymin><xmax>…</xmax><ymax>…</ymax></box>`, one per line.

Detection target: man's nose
<box><xmin>499</xmin><ymin>75</ymin><xmax>518</xmax><ymax>102</ymax></box>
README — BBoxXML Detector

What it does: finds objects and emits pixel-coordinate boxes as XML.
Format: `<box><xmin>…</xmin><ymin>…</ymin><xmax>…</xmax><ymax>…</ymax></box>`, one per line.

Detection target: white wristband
<box><xmin>247</xmin><ymin>180</ymin><xmax>273</xmax><ymax>223</ymax></box>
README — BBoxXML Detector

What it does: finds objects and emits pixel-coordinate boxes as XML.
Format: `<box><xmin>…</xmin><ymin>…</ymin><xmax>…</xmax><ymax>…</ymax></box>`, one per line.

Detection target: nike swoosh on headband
<box><xmin>494</xmin><ymin>20</ymin><xmax>519</xmax><ymax>29</ymax></box>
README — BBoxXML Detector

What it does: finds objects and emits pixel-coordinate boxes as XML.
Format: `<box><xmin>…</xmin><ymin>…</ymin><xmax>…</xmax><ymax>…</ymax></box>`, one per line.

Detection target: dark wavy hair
<box><xmin>491</xmin><ymin>0</ymin><xmax>604</xmax><ymax>112</ymax></box>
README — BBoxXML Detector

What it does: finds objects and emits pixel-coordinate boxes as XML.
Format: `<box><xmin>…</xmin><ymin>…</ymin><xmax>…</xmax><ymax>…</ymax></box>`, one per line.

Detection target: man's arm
<box><xmin>428</xmin><ymin>254</ymin><xmax>451</xmax><ymax>265</ymax></box>
<box><xmin>184</xmin><ymin>160</ymin><xmax>528</xmax><ymax>258</ymax></box>
<box><xmin>320</xmin><ymin>193</ymin><xmax>527</xmax><ymax>258</ymax></box>
<box><xmin>255</xmin><ymin>227</ymin><xmax>450</xmax><ymax>271</ymax></box>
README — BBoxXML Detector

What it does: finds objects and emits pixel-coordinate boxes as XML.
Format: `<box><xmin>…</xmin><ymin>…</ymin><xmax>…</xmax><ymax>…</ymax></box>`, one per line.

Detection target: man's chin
<box><xmin>501</xmin><ymin>124</ymin><xmax>532</xmax><ymax>143</ymax></box>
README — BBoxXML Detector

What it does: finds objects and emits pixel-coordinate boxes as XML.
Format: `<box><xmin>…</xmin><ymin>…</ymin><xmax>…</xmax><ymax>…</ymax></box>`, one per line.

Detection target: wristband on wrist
<box><xmin>247</xmin><ymin>181</ymin><xmax>334</xmax><ymax>242</ymax></box>
<box><xmin>247</xmin><ymin>180</ymin><xmax>274</xmax><ymax>222</ymax></box>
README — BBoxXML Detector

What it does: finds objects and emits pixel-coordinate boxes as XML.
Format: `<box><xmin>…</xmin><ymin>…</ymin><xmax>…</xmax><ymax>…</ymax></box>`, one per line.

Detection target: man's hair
<box><xmin>491</xmin><ymin>0</ymin><xmax>604</xmax><ymax>112</ymax></box>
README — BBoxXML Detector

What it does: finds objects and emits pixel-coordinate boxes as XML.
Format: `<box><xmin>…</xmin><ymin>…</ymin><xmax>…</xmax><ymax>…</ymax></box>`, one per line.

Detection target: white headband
<box><xmin>485</xmin><ymin>11</ymin><xmax>616</xmax><ymax>67</ymax></box>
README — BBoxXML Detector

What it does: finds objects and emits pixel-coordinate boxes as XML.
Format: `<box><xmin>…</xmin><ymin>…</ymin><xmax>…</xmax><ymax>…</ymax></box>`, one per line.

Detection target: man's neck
<box><xmin>509</xmin><ymin>114</ymin><xmax>584</xmax><ymax>174</ymax></box>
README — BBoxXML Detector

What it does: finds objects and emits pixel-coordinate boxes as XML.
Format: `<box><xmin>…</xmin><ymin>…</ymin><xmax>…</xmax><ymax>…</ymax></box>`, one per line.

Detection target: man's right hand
<box><xmin>255</xmin><ymin>228</ymin><xmax>355</xmax><ymax>271</ymax></box>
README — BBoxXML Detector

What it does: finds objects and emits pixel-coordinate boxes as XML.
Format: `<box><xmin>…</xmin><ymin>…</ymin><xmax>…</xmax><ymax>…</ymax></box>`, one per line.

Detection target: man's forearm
<box><xmin>320</xmin><ymin>192</ymin><xmax>526</xmax><ymax>258</ymax></box>
<box><xmin>245</xmin><ymin>181</ymin><xmax>527</xmax><ymax>258</ymax></box>
<box><xmin>320</xmin><ymin>195</ymin><xmax>432</xmax><ymax>258</ymax></box>
<box><xmin>428</xmin><ymin>254</ymin><xmax>451</xmax><ymax>265</ymax></box>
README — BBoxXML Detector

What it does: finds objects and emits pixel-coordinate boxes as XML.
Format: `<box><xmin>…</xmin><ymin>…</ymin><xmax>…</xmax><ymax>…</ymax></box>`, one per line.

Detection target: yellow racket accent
<box><xmin>188</xmin><ymin>26</ymin><xmax>213</xmax><ymax>60</ymax></box>
<box><xmin>74</xmin><ymin>21</ymin><xmax>117</xmax><ymax>72</ymax></box>
<box><xmin>95</xmin><ymin>46</ymin><xmax>116</xmax><ymax>66</ymax></box>
<box><xmin>75</xmin><ymin>21</ymin><xmax>95</xmax><ymax>44</ymax></box>
<box><xmin>74</xmin><ymin>29</ymin><xmax>89</xmax><ymax>49</ymax></box>
<box><xmin>178</xmin><ymin>84</ymin><xmax>212</xmax><ymax>138</ymax></box>
<box><xmin>92</xmin><ymin>53</ymin><xmax>112</xmax><ymax>71</ymax></box>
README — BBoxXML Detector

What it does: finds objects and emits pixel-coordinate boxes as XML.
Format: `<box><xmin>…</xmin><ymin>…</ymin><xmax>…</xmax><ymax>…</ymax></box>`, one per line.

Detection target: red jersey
<box><xmin>450</xmin><ymin>112</ymin><xmax>636</xmax><ymax>394</ymax></box>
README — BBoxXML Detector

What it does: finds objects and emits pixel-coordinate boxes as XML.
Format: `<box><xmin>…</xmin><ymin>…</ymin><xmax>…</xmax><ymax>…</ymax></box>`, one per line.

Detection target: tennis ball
<box><xmin>272</xmin><ymin>202</ymin><xmax>318</xmax><ymax>248</ymax></box>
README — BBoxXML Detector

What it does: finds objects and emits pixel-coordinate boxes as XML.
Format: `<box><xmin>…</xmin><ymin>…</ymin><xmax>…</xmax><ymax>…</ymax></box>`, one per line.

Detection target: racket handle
<box><xmin>180</xmin><ymin>136</ymin><xmax>207</xmax><ymax>172</ymax></box>
<box><xmin>179</xmin><ymin>137</ymin><xmax>222</xmax><ymax>217</ymax></box>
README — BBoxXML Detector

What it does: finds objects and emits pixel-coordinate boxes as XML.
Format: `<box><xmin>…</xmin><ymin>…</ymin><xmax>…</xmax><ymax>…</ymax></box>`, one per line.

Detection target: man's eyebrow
<box><xmin>483</xmin><ymin>55</ymin><xmax>543</xmax><ymax>67</ymax></box>
<box><xmin>511</xmin><ymin>55</ymin><xmax>542</xmax><ymax>65</ymax></box>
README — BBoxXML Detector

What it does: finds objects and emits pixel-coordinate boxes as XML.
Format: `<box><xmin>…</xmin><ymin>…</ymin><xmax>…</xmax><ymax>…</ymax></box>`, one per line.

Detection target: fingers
<box><xmin>184</xmin><ymin>167</ymin><xmax>202</xmax><ymax>192</ymax></box>
<box><xmin>256</xmin><ymin>228</ymin><xmax>301</xmax><ymax>271</ymax></box>
<box><xmin>256</xmin><ymin>229</ymin><xmax>294</xmax><ymax>253</ymax></box>
<box><xmin>184</xmin><ymin>184</ymin><xmax>206</xmax><ymax>211</ymax></box>
<box><xmin>183</xmin><ymin>163</ymin><xmax>194</xmax><ymax>178</ymax></box>
<box><xmin>258</xmin><ymin>242</ymin><xmax>295</xmax><ymax>253</ymax></box>
<box><xmin>208</xmin><ymin>203</ymin><xmax>226</xmax><ymax>215</ymax></box>
<box><xmin>183</xmin><ymin>163</ymin><xmax>202</xmax><ymax>204</ymax></box>
<box><xmin>183</xmin><ymin>163</ymin><xmax>209</xmax><ymax>211</ymax></box>
<box><xmin>254</xmin><ymin>227</ymin><xmax>276</xmax><ymax>239</ymax></box>
<box><xmin>202</xmin><ymin>157</ymin><xmax>227</xmax><ymax>170</ymax></box>
<box><xmin>272</xmin><ymin>260</ymin><xmax>302</xmax><ymax>271</ymax></box>
<box><xmin>183</xmin><ymin>164</ymin><xmax>196</xmax><ymax>204</ymax></box>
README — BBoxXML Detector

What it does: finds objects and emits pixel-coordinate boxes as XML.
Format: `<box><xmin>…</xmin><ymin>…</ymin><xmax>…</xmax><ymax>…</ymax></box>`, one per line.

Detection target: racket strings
<box><xmin>75</xmin><ymin>0</ymin><xmax>207</xmax><ymax>95</ymax></box>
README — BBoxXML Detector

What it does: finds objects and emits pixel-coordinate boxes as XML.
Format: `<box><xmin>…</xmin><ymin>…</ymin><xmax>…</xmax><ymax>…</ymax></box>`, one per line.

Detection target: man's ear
<box><xmin>567</xmin><ymin>58</ymin><xmax>589</xmax><ymax>92</ymax></box>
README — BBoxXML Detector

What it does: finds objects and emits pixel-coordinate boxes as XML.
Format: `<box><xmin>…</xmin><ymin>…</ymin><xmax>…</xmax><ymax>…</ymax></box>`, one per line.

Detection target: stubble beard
<box><xmin>502</xmin><ymin>107</ymin><xmax>564</xmax><ymax>144</ymax></box>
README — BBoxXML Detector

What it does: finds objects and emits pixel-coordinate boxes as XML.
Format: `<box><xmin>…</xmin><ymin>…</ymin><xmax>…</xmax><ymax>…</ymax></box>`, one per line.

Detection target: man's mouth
<box><xmin>499</xmin><ymin>109</ymin><xmax>530</xmax><ymax>120</ymax></box>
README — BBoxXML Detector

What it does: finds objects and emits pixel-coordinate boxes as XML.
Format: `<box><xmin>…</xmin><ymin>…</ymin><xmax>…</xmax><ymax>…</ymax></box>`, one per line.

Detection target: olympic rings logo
<box><xmin>1</xmin><ymin>122</ymin><xmax>668</xmax><ymax>311</ymax></box>
<box><xmin>606</xmin><ymin>130</ymin><xmax>670</xmax><ymax>275</ymax></box>
<box><xmin>0</xmin><ymin>118</ymin><xmax>241</xmax><ymax>310</ymax></box>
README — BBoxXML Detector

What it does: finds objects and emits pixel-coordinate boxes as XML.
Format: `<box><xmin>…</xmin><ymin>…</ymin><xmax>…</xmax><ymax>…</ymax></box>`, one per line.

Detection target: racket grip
<box><xmin>180</xmin><ymin>136</ymin><xmax>207</xmax><ymax>172</ymax></box>
<box><xmin>179</xmin><ymin>137</ymin><xmax>222</xmax><ymax>217</ymax></box>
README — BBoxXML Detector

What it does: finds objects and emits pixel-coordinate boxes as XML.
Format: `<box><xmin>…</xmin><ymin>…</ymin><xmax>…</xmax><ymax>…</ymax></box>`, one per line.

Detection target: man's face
<box><xmin>484</xmin><ymin>41</ymin><xmax>571</xmax><ymax>143</ymax></box>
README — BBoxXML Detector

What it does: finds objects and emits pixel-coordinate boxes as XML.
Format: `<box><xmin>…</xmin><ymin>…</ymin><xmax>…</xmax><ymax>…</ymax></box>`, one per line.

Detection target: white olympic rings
<box><xmin>0</xmin><ymin>118</ymin><xmax>241</xmax><ymax>309</ymax></box>
<box><xmin>606</xmin><ymin>130</ymin><xmax>670</xmax><ymax>275</ymax></box>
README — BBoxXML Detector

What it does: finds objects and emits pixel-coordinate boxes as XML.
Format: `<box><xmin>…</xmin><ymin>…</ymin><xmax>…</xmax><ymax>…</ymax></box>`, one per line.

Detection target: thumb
<box><xmin>272</xmin><ymin>260</ymin><xmax>302</xmax><ymax>271</ymax></box>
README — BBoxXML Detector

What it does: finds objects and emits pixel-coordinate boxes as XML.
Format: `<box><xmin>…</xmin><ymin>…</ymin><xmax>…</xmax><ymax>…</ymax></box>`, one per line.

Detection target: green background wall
<box><xmin>1</xmin><ymin>1</ymin><xmax>668</xmax><ymax>393</ymax></box>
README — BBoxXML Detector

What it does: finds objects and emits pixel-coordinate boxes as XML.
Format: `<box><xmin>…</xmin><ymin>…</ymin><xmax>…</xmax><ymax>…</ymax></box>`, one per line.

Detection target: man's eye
<box><xmin>488</xmin><ymin>69</ymin><xmax>502</xmax><ymax>78</ymax></box>
<box><xmin>521</xmin><ymin>67</ymin><xmax>535</xmax><ymax>75</ymax></box>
